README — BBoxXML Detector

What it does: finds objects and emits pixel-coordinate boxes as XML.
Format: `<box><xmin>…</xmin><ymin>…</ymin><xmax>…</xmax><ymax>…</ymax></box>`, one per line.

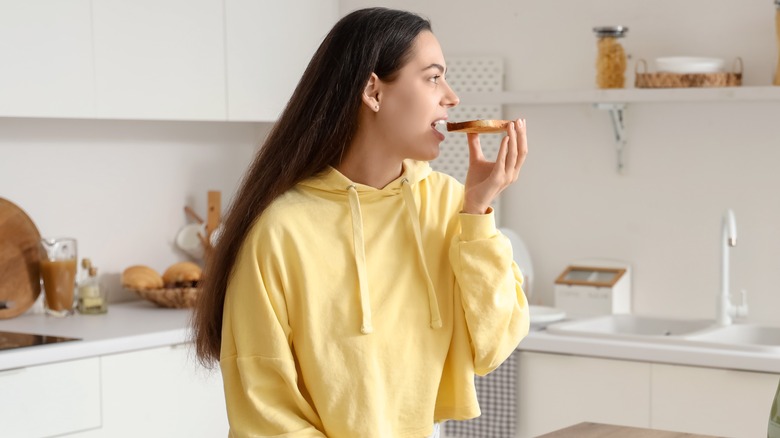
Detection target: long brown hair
<box><xmin>192</xmin><ymin>7</ymin><xmax>432</xmax><ymax>367</ymax></box>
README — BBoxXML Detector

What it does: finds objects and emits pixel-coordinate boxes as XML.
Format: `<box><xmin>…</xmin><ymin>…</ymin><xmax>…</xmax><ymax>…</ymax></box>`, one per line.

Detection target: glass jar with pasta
<box><xmin>593</xmin><ymin>26</ymin><xmax>629</xmax><ymax>89</ymax></box>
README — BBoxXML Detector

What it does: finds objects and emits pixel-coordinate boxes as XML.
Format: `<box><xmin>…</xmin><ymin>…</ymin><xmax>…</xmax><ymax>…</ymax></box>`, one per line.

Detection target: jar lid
<box><xmin>593</xmin><ymin>26</ymin><xmax>629</xmax><ymax>37</ymax></box>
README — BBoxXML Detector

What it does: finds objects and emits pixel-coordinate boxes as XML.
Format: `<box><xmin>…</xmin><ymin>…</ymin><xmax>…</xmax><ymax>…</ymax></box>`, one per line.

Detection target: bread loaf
<box><xmin>121</xmin><ymin>265</ymin><xmax>164</xmax><ymax>290</ymax></box>
<box><xmin>446</xmin><ymin>119</ymin><xmax>510</xmax><ymax>134</ymax></box>
<box><xmin>162</xmin><ymin>262</ymin><xmax>202</xmax><ymax>287</ymax></box>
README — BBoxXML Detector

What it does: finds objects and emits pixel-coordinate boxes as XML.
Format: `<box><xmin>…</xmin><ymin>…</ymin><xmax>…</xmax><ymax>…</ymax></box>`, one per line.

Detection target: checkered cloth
<box><xmin>443</xmin><ymin>350</ymin><xmax>519</xmax><ymax>438</ymax></box>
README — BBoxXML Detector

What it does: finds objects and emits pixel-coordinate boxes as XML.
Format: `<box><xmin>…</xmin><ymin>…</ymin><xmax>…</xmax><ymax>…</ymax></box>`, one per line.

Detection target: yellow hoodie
<box><xmin>220</xmin><ymin>160</ymin><xmax>529</xmax><ymax>438</ymax></box>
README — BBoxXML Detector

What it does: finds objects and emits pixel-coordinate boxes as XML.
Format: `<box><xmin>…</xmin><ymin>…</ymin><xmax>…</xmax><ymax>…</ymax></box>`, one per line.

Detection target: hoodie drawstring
<box><xmin>347</xmin><ymin>185</ymin><xmax>373</xmax><ymax>334</ymax></box>
<box><xmin>345</xmin><ymin>180</ymin><xmax>443</xmax><ymax>335</ymax></box>
<box><xmin>402</xmin><ymin>178</ymin><xmax>443</xmax><ymax>330</ymax></box>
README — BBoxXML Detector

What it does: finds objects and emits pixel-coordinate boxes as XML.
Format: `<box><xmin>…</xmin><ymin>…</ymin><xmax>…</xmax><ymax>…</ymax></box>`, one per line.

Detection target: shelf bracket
<box><xmin>594</xmin><ymin>103</ymin><xmax>627</xmax><ymax>173</ymax></box>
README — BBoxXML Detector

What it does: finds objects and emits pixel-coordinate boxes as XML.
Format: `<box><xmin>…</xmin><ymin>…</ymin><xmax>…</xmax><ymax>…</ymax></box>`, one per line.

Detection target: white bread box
<box><xmin>553</xmin><ymin>259</ymin><xmax>631</xmax><ymax>319</ymax></box>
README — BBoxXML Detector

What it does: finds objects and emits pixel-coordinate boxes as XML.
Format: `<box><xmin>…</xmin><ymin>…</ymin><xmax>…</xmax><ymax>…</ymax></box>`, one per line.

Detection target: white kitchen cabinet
<box><xmin>0</xmin><ymin>357</ymin><xmax>101</xmax><ymax>438</ymax></box>
<box><xmin>651</xmin><ymin>363</ymin><xmax>779</xmax><ymax>438</ymax></box>
<box><xmin>76</xmin><ymin>343</ymin><xmax>228</xmax><ymax>437</ymax></box>
<box><xmin>517</xmin><ymin>351</ymin><xmax>780</xmax><ymax>437</ymax></box>
<box><xmin>92</xmin><ymin>0</ymin><xmax>226</xmax><ymax>120</ymax></box>
<box><xmin>517</xmin><ymin>351</ymin><xmax>651</xmax><ymax>437</ymax></box>
<box><xmin>0</xmin><ymin>0</ymin><xmax>94</xmax><ymax>118</ymax></box>
<box><xmin>225</xmin><ymin>0</ymin><xmax>338</xmax><ymax>121</ymax></box>
<box><xmin>1</xmin><ymin>0</ymin><xmax>336</xmax><ymax>121</ymax></box>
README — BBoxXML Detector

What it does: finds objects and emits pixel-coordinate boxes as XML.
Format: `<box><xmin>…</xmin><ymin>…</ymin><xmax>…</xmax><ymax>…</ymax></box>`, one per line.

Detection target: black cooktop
<box><xmin>0</xmin><ymin>330</ymin><xmax>81</xmax><ymax>351</ymax></box>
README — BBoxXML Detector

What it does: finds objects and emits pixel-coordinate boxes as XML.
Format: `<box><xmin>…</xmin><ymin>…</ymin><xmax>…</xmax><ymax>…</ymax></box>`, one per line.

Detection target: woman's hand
<box><xmin>462</xmin><ymin>118</ymin><xmax>528</xmax><ymax>214</ymax></box>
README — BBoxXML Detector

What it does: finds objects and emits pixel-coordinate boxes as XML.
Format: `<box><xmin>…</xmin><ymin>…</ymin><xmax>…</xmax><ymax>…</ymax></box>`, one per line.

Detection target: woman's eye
<box><xmin>430</xmin><ymin>75</ymin><xmax>441</xmax><ymax>84</ymax></box>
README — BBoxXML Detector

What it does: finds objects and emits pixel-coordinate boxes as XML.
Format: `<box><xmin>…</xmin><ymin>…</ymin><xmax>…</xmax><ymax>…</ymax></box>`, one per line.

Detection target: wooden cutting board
<box><xmin>538</xmin><ymin>422</ymin><xmax>720</xmax><ymax>437</ymax></box>
<box><xmin>0</xmin><ymin>198</ymin><xmax>41</xmax><ymax>319</ymax></box>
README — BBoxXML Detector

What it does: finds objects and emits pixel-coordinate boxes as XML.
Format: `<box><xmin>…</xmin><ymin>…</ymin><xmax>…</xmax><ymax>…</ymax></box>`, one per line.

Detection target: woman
<box><xmin>193</xmin><ymin>7</ymin><xmax>529</xmax><ymax>438</ymax></box>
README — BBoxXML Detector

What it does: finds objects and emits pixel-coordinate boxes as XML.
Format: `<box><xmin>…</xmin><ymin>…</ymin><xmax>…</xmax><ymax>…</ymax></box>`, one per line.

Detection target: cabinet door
<box><xmin>96</xmin><ymin>343</ymin><xmax>228</xmax><ymax>437</ymax></box>
<box><xmin>225</xmin><ymin>0</ymin><xmax>338</xmax><ymax>121</ymax></box>
<box><xmin>0</xmin><ymin>357</ymin><xmax>101</xmax><ymax>438</ymax></box>
<box><xmin>517</xmin><ymin>351</ymin><xmax>651</xmax><ymax>437</ymax></box>
<box><xmin>0</xmin><ymin>0</ymin><xmax>94</xmax><ymax>118</ymax></box>
<box><xmin>92</xmin><ymin>0</ymin><xmax>226</xmax><ymax>120</ymax></box>
<box><xmin>652</xmin><ymin>363</ymin><xmax>779</xmax><ymax>438</ymax></box>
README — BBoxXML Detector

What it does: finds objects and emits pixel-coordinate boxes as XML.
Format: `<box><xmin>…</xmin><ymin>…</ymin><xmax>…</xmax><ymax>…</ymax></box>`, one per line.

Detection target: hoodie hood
<box><xmin>299</xmin><ymin>159</ymin><xmax>432</xmax><ymax>196</ymax></box>
<box><xmin>298</xmin><ymin>159</ymin><xmax>442</xmax><ymax>335</ymax></box>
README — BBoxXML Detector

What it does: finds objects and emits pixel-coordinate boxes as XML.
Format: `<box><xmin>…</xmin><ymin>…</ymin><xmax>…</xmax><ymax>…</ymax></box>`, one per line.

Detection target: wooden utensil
<box><xmin>184</xmin><ymin>205</ymin><xmax>205</xmax><ymax>224</ymax></box>
<box><xmin>538</xmin><ymin>421</ymin><xmax>718</xmax><ymax>437</ymax></box>
<box><xmin>206</xmin><ymin>191</ymin><xmax>221</xmax><ymax>244</ymax></box>
<box><xmin>0</xmin><ymin>198</ymin><xmax>42</xmax><ymax>319</ymax></box>
<box><xmin>775</xmin><ymin>5</ymin><xmax>780</xmax><ymax>86</ymax></box>
<box><xmin>186</xmin><ymin>191</ymin><xmax>222</xmax><ymax>259</ymax></box>
<box><xmin>180</xmin><ymin>192</ymin><xmax>221</xmax><ymax>260</ymax></box>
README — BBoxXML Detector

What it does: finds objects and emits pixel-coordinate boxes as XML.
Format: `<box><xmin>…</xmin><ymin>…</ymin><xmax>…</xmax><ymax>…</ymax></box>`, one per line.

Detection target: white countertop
<box><xmin>1</xmin><ymin>302</ymin><xmax>778</xmax><ymax>374</ymax></box>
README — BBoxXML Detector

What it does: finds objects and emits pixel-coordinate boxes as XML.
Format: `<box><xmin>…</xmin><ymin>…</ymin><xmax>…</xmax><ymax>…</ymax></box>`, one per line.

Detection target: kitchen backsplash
<box><xmin>0</xmin><ymin>117</ymin><xmax>270</xmax><ymax>304</ymax></box>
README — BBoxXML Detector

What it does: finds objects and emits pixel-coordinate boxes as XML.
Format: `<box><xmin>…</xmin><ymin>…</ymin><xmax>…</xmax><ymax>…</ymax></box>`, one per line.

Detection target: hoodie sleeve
<box><xmin>220</xmin><ymin>225</ymin><xmax>326</xmax><ymax>437</ymax></box>
<box><xmin>448</xmin><ymin>208</ymin><xmax>530</xmax><ymax>376</ymax></box>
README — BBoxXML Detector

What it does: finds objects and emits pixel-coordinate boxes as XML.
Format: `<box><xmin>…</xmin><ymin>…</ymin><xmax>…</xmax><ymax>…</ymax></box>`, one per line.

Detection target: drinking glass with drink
<box><xmin>39</xmin><ymin>237</ymin><xmax>78</xmax><ymax>317</ymax></box>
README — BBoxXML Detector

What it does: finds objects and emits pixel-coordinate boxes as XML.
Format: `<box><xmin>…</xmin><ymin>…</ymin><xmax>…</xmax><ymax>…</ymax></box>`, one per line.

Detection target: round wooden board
<box><xmin>0</xmin><ymin>198</ymin><xmax>41</xmax><ymax>319</ymax></box>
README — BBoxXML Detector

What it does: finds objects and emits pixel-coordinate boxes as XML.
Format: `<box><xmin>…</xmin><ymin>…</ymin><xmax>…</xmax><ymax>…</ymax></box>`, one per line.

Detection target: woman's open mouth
<box><xmin>432</xmin><ymin>119</ymin><xmax>446</xmax><ymax>141</ymax></box>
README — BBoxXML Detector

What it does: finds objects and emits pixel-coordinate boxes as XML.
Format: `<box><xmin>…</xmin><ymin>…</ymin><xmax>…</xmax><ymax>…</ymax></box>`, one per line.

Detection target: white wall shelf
<box><xmin>460</xmin><ymin>86</ymin><xmax>780</xmax><ymax>174</ymax></box>
<box><xmin>459</xmin><ymin>86</ymin><xmax>780</xmax><ymax>106</ymax></box>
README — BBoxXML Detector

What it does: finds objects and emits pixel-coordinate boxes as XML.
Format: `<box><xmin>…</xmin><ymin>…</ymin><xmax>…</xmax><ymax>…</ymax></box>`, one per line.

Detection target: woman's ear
<box><xmin>361</xmin><ymin>73</ymin><xmax>381</xmax><ymax>112</ymax></box>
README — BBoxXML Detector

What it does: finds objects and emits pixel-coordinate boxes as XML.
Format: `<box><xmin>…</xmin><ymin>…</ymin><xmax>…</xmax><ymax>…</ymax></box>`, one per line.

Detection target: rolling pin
<box><xmin>775</xmin><ymin>0</ymin><xmax>780</xmax><ymax>85</ymax></box>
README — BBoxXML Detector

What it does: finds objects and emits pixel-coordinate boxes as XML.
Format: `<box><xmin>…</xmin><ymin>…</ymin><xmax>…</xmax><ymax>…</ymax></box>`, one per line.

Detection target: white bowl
<box><xmin>655</xmin><ymin>56</ymin><xmax>725</xmax><ymax>74</ymax></box>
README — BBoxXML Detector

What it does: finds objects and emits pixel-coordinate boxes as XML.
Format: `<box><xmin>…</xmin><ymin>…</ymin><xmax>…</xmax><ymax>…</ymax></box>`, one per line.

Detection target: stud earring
<box><xmin>375</xmin><ymin>105</ymin><xmax>379</xmax><ymax>111</ymax></box>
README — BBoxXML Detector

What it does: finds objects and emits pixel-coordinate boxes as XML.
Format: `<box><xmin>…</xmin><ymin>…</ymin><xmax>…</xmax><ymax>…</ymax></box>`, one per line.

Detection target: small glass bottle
<box><xmin>594</xmin><ymin>26</ymin><xmax>629</xmax><ymax>89</ymax></box>
<box><xmin>77</xmin><ymin>266</ymin><xmax>108</xmax><ymax>314</ymax></box>
<box><xmin>80</xmin><ymin>258</ymin><xmax>92</xmax><ymax>279</ymax></box>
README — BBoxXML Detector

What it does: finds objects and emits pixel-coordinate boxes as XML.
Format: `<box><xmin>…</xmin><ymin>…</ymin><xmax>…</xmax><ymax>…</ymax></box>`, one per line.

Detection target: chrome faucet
<box><xmin>718</xmin><ymin>209</ymin><xmax>747</xmax><ymax>325</ymax></box>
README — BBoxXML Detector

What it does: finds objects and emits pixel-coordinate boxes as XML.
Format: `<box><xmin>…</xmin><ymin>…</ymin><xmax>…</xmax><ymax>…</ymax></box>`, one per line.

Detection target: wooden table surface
<box><xmin>537</xmin><ymin>422</ymin><xmax>721</xmax><ymax>438</ymax></box>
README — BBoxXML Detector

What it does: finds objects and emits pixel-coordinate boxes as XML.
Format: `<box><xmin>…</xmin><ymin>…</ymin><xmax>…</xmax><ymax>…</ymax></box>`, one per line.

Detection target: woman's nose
<box><xmin>442</xmin><ymin>82</ymin><xmax>459</xmax><ymax>108</ymax></box>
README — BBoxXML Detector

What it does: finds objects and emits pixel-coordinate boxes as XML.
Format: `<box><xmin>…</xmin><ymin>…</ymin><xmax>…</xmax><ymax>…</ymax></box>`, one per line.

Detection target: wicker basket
<box><xmin>131</xmin><ymin>287</ymin><xmax>199</xmax><ymax>308</ymax></box>
<box><xmin>635</xmin><ymin>58</ymin><xmax>742</xmax><ymax>88</ymax></box>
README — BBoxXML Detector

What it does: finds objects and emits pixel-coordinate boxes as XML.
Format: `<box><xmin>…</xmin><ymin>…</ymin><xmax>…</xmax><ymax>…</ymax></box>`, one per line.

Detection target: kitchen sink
<box><xmin>681</xmin><ymin>324</ymin><xmax>780</xmax><ymax>352</ymax></box>
<box><xmin>545</xmin><ymin>314</ymin><xmax>716</xmax><ymax>342</ymax></box>
<box><xmin>546</xmin><ymin>314</ymin><xmax>780</xmax><ymax>352</ymax></box>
